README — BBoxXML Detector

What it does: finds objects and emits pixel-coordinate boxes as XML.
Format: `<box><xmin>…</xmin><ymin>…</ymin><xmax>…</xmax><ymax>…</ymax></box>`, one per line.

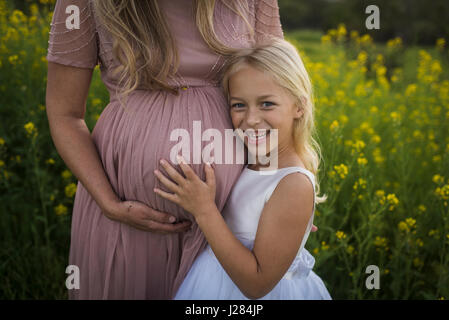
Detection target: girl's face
<box><xmin>228</xmin><ymin>64</ymin><xmax>303</xmax><ymax>162</ymax></box>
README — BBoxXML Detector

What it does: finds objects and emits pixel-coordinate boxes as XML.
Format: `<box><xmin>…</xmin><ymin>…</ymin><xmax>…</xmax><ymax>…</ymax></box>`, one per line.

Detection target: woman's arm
<box><xmin>155</xmin><ymin>158</ymin><xmax>313</xmax><ymax>299</ymax></box>
<box><xmin>45</xmin><ymin>62</ymin><xmax>191</xmax><ymax>234</ymax></box>
<box><xmin>46</xmin><ymin>62</ymin><xmax>117</xmax><ymax>215</ymax></box>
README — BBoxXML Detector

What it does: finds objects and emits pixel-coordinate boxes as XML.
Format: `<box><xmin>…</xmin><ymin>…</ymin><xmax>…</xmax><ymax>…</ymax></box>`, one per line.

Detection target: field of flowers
<box><xmin>0</xmin><ymin>1</ymin><xmax>448</xmax><ymax>299</ymax></box>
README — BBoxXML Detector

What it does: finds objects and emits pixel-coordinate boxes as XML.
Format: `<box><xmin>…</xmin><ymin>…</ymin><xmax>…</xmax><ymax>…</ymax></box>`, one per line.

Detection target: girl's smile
<box><xmin>245</xmin><ymin>128</ymin><xmax>271</xmax><ymax>145</ymax></box>
<box><xmin>228</xmin><ymin>64</ymin><xmax>304</xmax><ymax>169</ymax></box>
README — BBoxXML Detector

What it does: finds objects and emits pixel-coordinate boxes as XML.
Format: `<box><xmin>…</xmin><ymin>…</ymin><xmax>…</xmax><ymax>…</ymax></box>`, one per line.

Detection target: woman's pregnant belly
<box><xmin>91</xmin><ymin>86</ymin><xmax>244</xmax><ymax>221</ymax></box>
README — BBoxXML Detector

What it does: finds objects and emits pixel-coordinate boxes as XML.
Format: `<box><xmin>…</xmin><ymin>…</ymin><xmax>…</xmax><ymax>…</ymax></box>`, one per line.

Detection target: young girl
<box><xmin>154</xmin><ymin>38</ymin><xmax>331</xmax><ymax>300</ymax></box>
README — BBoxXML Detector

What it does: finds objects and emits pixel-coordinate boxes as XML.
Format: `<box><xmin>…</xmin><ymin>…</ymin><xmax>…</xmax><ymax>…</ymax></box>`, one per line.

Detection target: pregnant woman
<box><xmin>45</xmin><ymin>0</ymin><xmax>285</xmax><ymax>299</ymax></box>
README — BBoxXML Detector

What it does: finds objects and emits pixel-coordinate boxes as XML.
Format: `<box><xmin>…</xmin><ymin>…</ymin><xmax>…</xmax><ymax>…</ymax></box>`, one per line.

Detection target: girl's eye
<box><xmin>231</xmin><ymin>103</ymin><xmax>245</xmax><ymax>109</ymax></box>
<box><xmin>262</xmin><ymin>101</ymin><xmax>275</xmax><ymax>107</ymax></box>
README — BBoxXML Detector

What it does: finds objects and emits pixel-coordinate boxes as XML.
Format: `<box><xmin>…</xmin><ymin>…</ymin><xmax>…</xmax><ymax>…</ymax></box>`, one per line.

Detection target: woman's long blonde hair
<box><xmin>91</xmin><ymin>0</ymin><xmax>253</xmax><ymax>109</ymax></box>
<box><xmin>221</xmin><ymin>38</ymin><xmax>327</xmax><ymax>204</ymax></box>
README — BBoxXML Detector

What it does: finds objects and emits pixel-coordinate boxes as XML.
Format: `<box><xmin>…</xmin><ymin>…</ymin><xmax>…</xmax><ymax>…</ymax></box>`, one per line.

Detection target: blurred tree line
<box><xmin>5</xmin><ymin>0</ymin><xmax>449</xmax><ymax>45</ymax></box>
<box><xmin>278</xmin><ymin>0</ymin><xmax>449</xmax><ymax>45</ymax></box>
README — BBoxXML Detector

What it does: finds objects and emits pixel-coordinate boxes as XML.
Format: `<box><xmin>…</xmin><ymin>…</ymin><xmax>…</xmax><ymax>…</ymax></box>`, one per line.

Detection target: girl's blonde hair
<box><xmin>92</xmin><ymin>0</ymin><xmax>253</xmax><ymax>109</ymax></box>
<box><xmin>221</xmin><ymin>38</ymin><xmax>327</xmax><ymax>204</ymax></box>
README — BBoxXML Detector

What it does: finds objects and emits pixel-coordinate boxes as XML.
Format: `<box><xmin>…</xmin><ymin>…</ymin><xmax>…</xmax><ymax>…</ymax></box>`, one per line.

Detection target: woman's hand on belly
<box><xmin>105</xmin><ymin>199</ymin><xmax>192</xmax><ymax>234</ymax></box>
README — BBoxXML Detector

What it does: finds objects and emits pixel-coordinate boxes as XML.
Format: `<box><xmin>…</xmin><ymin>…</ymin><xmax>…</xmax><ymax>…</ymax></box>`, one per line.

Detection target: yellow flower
<box><xmin>405</xmin><ymin>218</ymin><xmax>416</xmax><ymax>228</ymax></box>
<box><xmin>353</xmin><ymin>140</ymin><xmax>365</xmax><ymax>152</ymax></box>
<box><xmin>413</xmin><ymin>257</ymin><xmax>423</xmax><ymax>268</ymax></box>
<box><xmin>405</xmin><ymin>84</ymin><xmax>417</xmax><ymax>97</ymax></box>
<box><xmin>436</xmin><ymin>38</ymin><xmax>445</xmax><ymax>50</ymax></box>
<box><xmin>54</xmin><ymin>204</ymin><xmax>68</xmax><ymax>216</ymax></box>
<box><xmin>418</xmin><ymin>205</ymin><xmax>426</xmax><ymax>213</ymax></box>
<box><xmin>371</xmin><ymin>135</ymin><xmax>381</xmax><ymax>144</ymax></box>
<box><xmin>357</xmin><ymin>157</ymin><xmax>368</xmax><ymax>166</ymax></box>
<box><xmin>336</xmin><ymin>90</ymin><xmax>345</xmax><ymax>100</ymax></box>
<box><xmin>350</xmin><ymin>30</ymin><xmax>359</xmax><ymax>40</ymax></box>
<box><xmin>373</xmin><ymin>148</ymin><xmax>385</xmax><ymax>163</ymax></box>
<box><xmin>330</xmin><ymin>120</ymin><xmax>339</xmax><ymax>132</ymax></box>
<box><xmin>333</xmin><ymin>164</ymin><xmax>348</xmax><ymax>179</ymax></box>
<box><xmin>415</xmin><ymin>238</ymin><xmax>424</xmax><ymax>247</ymax></box>
<box><xmin>338</xmin><ymin>115</ymin><xmax>349</xmax><ymax>124</ymax></box>
<box><xmin>3</xmin><ymin>170</ymin><xmax>11</xmax><ymax>180</ymax></box>
<box><xmin>337</xmin><ymin>24</ymin><xmax>347</xmax><ymax>38</ymax></box>
<box><xmin>413</xmin><ymin>130</ymin><xmax>424</xmax><ymax>140</ymax></box>
<box><xmin>432</xmin><ymin>174</ymin><xmax>445</xmax><ymax>185</ymax></box>
<box><xmin>435</xmin><ymin>185</ymin><xmax>449</xmax><ymax>200</ymax></box>
<box><xmin>428</xmin><ymin>229</ymin><xmax>438</xmax><ymax>238</ymax></box>
<box><xmin>360</xmin><ymin>122</ymin><xmax>370</xmax><ymax>131</ymax></box>
<box><xmin>336</xmin><ymin>230</ymin><xmax>347</xmax><ymax>240</ymax></box>
<box><xmin>61</xmin><ymin>170</ymin><xmax>72</xmax><ymax>179</ymax></box>
<box><xmin>0</xmin><ymin>137</ymin><xmax>5</xmax><ymax>145</ymax></box>
<box><xmin>355</xmin><ymin>83</ymin><xmax>367</xmax><ymax>96</ymax></box>
<box><xmin>360</xmin><ymin>34</ymin><xmax>373</xmax><ymax>44</ymax></box>
<box><xmin>398</xmin><ymin>217</ymin><xmax>417</xmax><ymax>233</ymax></box>
<box><xmin>321</xmin><ymin>241</ymin><xmax>329</xmax><ymax>250</ymax></box>
<box><xmin>346</xmin><ymin>245</ymin><xmax>354</xmax><ymax>255</ymax></box>
<box><xmin>376</xmin><ymin>190</ymin><xmax>385</xmax><ymax>198</ymax></box>
<box><xmin>328</xmin><ymin>29</ymin><xmax>337</xmax><ymax>38</ymax></box>
<box><xmin>353</xmin><ymin>178</ymin><xmax>367</xmax><ymax>191</ymax></box>
<box><xmin>30</xmin><ymin>4</ymin><xmax>39</xmax><ymax>16</ymax></box>
<box><xmin>321</xmin><ymin>35</ymin><xmax>331</xmax><ymax>44</ymax></box>
<box><xmin>376</xmin><ymin>66</ymin><xmax>387</xmax><ymax>77</ymax></box>
<box><xmin>10</xmin><ymin>9</ymin><xmax>26</xmax><ymax>25</ymax></box>
<box><xmin>387</xmin><ymin>37</ymin><xmax>402</xmax><ymax>48</ymax></box>
<box><xmin>24</xmin><ymin>122</ymin><xmax>38</xmax><ymax>137</ymax></box>
<box><xmin>386</xmin><ymin>193</ymin><xmax>399</xmax><ymax>211</ymax></box>
<box><xmin>390</xmin><ymin>111</ymin><xmax>401</xmax><ymax>123</ymax></box>
<box><xmin>65</xmin><ymin>183</ymin><xmax>77</xmax><ymax>198</ymax></box>
<box><xmin>91</xmin><ymin>98</ymin><xmax>102</xmax><ymax>107</ymax></box>
<box><xmin>0</xmin><ymin>160</ymin><xmax>5</xmax><ymax>167</ymax></box>
<box><xmin>357</xmin><ymin>51</ymin><xmax>368</xmax><ymax>65</ymax></box>
<box><xmin>398</xmin><ymin>221</ymin><xmax>409</xmax><ymax>232</ymax></box>
<box><xmin>374</xmin><ymin>236</ymin><xmax>388</xmax><ymax>247</ymax></box>
<box><xmin>8</xmin><ymin>54</ymin><xmax>19</xmax><ymax>65</ymax></box>
<box><xmin>430</xmin><ymin>61</ymin><xmax>442</xmax><ymax>80</ymax></box>
<box><xmin>45</xmin><ymin>158</ymin><xmax>55</xmax><ymax>165</ymax></box>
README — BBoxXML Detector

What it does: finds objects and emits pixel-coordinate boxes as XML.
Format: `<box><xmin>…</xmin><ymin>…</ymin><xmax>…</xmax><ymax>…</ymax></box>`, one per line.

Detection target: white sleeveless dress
<box><xmin>174</xmin><ymin>165</ymin><xmax>332</xmax><ymax>300</ymax></box>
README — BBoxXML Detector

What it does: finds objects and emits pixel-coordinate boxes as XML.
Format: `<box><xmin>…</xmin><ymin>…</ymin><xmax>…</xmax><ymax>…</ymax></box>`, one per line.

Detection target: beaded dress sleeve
<box><xmin>46</xmin><ymin>0</ymin><xmax>99</xmax><ymax>69</ymax></box>
<box><xmin>254</xmin><ymin>0</ymin><xmax>284</xmax><ymax>44</ymax></box>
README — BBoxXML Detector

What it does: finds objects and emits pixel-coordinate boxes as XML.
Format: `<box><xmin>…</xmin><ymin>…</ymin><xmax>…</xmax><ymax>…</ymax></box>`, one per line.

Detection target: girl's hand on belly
<box><xmin>105</xmin><ymin>199</ymin><xmax>192</xmax><ymax>234</ymax></box>
<box><xmin>154</xmin><ymin>156</ymin><xmax>217</xmax><ymax>220</ymax></box>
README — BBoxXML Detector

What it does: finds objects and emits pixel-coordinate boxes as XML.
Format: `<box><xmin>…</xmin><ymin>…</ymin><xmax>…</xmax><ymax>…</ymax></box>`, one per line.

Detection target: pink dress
<box><xmin>47</xmin><ymin>0</ymin><xmax>283</xmax><ymax>299</ymax></box>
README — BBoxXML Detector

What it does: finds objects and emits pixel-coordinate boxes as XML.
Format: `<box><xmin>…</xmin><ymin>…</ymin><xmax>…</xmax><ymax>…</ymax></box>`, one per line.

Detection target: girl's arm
<box><xmin>154</xmin><ymin>157</ymin><xmax>314</xmax><ymax>299</ymax></box>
